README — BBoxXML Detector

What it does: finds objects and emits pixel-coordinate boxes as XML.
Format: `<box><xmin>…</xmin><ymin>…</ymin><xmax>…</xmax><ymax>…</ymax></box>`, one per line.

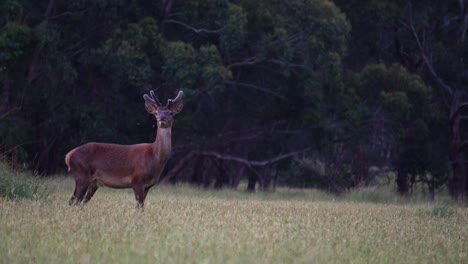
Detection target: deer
<box><xmin>65</xmin><ymin>90</ymin><xmax>183</xmax><ymax>208</ymax></box>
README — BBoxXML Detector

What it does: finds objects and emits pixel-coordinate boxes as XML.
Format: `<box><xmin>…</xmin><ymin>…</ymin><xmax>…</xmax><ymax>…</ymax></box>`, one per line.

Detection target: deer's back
<box><xmin>65</xmin><ymin>142</ymin><xmax>155</xmax><ymax>181</ymax></box>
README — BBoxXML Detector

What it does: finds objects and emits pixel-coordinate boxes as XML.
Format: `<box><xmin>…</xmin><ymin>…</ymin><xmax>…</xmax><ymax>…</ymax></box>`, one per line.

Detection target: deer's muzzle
<box><xmin>158</xmin><ymin>120</ymin><xmax>171</xmax><ymax>128</ymax></box>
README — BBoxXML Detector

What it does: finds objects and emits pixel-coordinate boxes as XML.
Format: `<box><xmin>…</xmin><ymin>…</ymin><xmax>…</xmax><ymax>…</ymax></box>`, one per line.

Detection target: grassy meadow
<box><xmin>1</xmin><ymin>176</ymin><xmax>467</xmax><ymax>264</ymax></box>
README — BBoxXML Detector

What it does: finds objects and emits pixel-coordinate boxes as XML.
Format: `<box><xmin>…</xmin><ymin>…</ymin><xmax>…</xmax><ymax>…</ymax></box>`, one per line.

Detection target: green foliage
<box><xmin>320</xmin><ymin>51</ymin><xmax>344</xmax><ymax>94</ymax></box>
<box><xmin>301</xmin><ymin>108</ymin><xmax>321</xmax><ymax>126</ymax></box>
<box><xmin>0</xmin><ymin>163</ymin><xmax>49</xmax><ymax>200</ymax></box>
<box><xmin>261</xmin><ymin>0</ymin><xmax>350</xmax><ymax>64</ymax></box>
<box><xmin>161</xmin><ymin>41</ymin><xmax>199</xmax><ymax>88</ymax></box>
<box><xmin>179</xmin><ymin>0</ymin><xmax>230</xmax><ymax>28</ymax></box>
<box><xmin>199</xmin><ymin>45</ymin><xmax>232</xmax><ymax>92</ymax></box>
<box><xmin>241</xmin><ymin>0</ymin><xmax>275</xmax><ymax>40</ymax></box>
<box><xmin>359</xmin><ymin>63</ymin><xmax>432</xmax><ymax>118</ymax></box>
<box><xmin>219</xmin><ymin>4</ymin><xmax>247</xmax><ymax>53</ymax></box>
<box><xmin>0</xmin><ymin>0</ymin><xmax>461</xmax><ymax>199</ymax></box>
<box><xmin>0</xmin><ymin>0</ymin><xmax>23</xmax><ymax>23</ymax></box>
<box><xmin>261</xmin><ymin>27</ymin><xmax>294</xmax><ymax>73</ymax></box>
<box><xmin>380</xmin><ymin>91</ymin><xmax>410</xmax><ymax>115</ymax></box>
<box><xmin>335</xmin><ymin>0</ymin><xmax>402</xmax><ymax>62</ymax></box>
<box><xmin>96</xmin><ymin>17</ymin><xmax>161</xmax><ymax>87</ymax></box>
<box><xmin>31</xmin><ymin>21</ymin><xmax>78</xmax><ymax>85</ymax></box>
<box><xmin>162</xmin><ymin>42</ymin><xmax>231</xmax><ymax>92</ymax></box>
<box><xmin>356</xmin><ymin>62</ymin><xmax>442</xmax><ymax>195</ymax></box>
<box><xmin>426</xmin><ymin>206</ymin><xmax>457</xmax><ymax>218</ymax></box>
<box><xmin>0</xmin><ymin>22</ymin><xmax>33</xmax><ymax>69</ymax></box>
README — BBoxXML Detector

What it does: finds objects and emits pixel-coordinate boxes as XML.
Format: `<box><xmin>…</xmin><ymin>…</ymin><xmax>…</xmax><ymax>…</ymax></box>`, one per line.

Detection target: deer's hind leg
<box><xmin>143</xmin><ymin>186</ymin><xmax>152</xmax><ymax>200</ymax></box>
<box><xmin>69</xmin><ymin>177</ymin><xmax>91</xmax><ymax>206</ymax></box>
<box><xmin>132</xmin><ymin>184</ymin><xmax>146</xmax><ymax>209</ymax></box>
<box><xmin>69</xmin><ymin>172</ymin><xmax>81</xmax><ymax>206</ymax></box>
<box><xmin>69</xmin><ymin>184</ymin><xmax>77</xmax><ymax>206</ymax></box>
<box><xmin>82</xmin><ymin>182</ymin><xmax>99</xmax><ymax>204</ymax></box>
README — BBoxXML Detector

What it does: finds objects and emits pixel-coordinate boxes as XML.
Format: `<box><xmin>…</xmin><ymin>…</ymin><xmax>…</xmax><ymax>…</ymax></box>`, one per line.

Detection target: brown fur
<box><xmin>66</xmin><ymin>142</ymin><xmax>165</xmax><ymax>187</ymax></box>
<box><xmin>66</xmin><ymin>91</ymin><xmax>182</xmax><ymax>208</ymax></box>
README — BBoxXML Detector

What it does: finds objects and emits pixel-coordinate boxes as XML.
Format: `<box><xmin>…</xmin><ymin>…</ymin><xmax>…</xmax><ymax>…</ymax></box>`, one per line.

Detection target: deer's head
<box><xmin>144</xmin><ymin>90</ymin><xmax>183</xmax><ymax>128</ymax></box>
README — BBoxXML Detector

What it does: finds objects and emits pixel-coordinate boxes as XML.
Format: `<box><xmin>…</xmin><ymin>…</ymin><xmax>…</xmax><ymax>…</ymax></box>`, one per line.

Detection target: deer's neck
<box><xmin>153</xmin><ymin>127</ymin><xmax>172</xmax><ymax>164</ymax></box>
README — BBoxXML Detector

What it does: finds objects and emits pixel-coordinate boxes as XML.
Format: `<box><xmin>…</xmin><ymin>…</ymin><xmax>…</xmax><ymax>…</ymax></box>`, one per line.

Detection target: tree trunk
<box><xmin>260</xmin><ymin>169</ymin><xmax>271</xmax><ymax>191</ymax></box>
<box><xmin>0</xmin><ymin>72</ymin><xmax>10</xmax><ymax>118</ymax></box>
<box><xmin>449</xmin><ymin>94</ymin><xmax>468</xmax><ymax>201</ymax></box>
<box><xmin>272</xmin><ymin>167</ymin><xmax>279</xmax><ymax>192</ymax></box>
<box><xmin>408</xmin><ymin>7</ymin><xmax>468</xmax><ymax>201</ymax></box>
<box><xmin>247</xmin><ymin>171</ymin><xmax>257</xmax><ymax>192</ymax></box>
<box><xmin>230</xmin><ymin>166</ymin><xmax>244</xmax><ymax>189</ymax></box>
<box><xmin>428</xmin><ymin>180</ymin><xmax>435</xmax><ymax>201</ymax></box>
<box><xmin>450</xmin><ymin>151</ymin><xmax>467</xmax><ymax>201</ymax></box>
<box><xmin>159</xmin><ymin>0</ymin><xmax>174</xmax><ymax>33</ymax></box>
<box><xmin>189</xmin><ymin>156</ymin><xmax>205</xmax><ymax>185</ymax></box>
<box><xmin>213</xmin><ymin>159</ymin><xmax>228</xmax><ymax>189</ymax></box>
<box><xmin>396</xmin><ymin>169</ymin><xmax>409</xmax><ymax>195</ymax></box>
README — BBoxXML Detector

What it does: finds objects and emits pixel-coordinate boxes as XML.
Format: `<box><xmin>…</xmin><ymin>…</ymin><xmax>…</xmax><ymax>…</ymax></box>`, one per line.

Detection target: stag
<box><xmin>65</xmin><ymin>90</ymin><xmax>183</xmax><ymax>208</ymax></box>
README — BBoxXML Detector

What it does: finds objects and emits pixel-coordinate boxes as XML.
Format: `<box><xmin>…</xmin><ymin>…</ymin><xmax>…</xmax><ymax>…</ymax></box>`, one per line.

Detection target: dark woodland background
<box><xmin>1</xmin><ymin>0</ymin><xmax>468</xmax><ymax>200</ymax></box>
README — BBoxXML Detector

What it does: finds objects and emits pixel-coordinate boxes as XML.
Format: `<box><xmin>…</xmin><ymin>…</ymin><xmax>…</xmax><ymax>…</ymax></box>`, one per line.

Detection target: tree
<box><xmin>2</xmin><ymin>0</ymin><xmax>461</xmax><ymax>199</ymax></box>
<box><xmin>403</xmin><ymin>0</ymin><xmax>468</xmax><ymax>201</ymax></box>
<box><xmin>355</xmin><ymin>63</ymin><xmax>445</xmax><ymax>197</ymax></box>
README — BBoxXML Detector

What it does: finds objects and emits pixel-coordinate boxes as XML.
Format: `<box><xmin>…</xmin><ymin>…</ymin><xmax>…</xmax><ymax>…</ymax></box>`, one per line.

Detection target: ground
<box><xmin>1</xmin><ymin>178</ymin><xmax>467</xmax><ymax>263</ymax></box>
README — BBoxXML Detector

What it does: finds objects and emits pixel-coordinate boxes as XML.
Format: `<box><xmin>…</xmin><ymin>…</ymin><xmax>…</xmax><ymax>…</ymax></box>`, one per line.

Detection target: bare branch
<box><xmin>461</xmin><ymin>14</ymin><xmax>468</xmax><ymax>42</ymax></box>
<box><xmin>166</xmin><ymin>19</ymin><xmax>225</xmax><ymax>34</ymax></box>
<box><xmin>407</xmin><ymin>5</ymin><xmax>454</xmax><ymax>96</ymax></box>
<box><xmin>270</xmin><ymin>59</ymin><xmax>305</xmax><ymax>68</ymax></box>
<box><xmin>0</xmin><ymin>106</ymin><xmax>21</xmax><ymax>119</ymax></box>
<box><xmin>193</xmin><ymin>149</ymin><xmax>309</xmax><ymax>167</ymax></box>
<box><xmin>288</xmin><ymin>30</ymin><xmax>312</xmax><ymax>43</ymax></box>
<box><xmin>162</xmin><ymin>0</ymin><xmax>175</xmax><ymax>14</ymax></box>
<box><xmin>227</xmin><ymin>57</ymin><xmax>259</xmax><ymax>69</ymax></box>
<box><xmin>458</xmin><ymin>140</ymin><xmax>468</xmax><ymax>152</ymax></box>
<box><xmin>159</xmin><ymin>152</ymin><xmax>198</xmax><ymax>184</ymax></box>
<box><xmin>458</xmin><ymin>115</ymin><xmax>468</xmax><ymax>122</ymax></box>
<box><xmin>49</xmin><ymin>8</ymin><xmax>90</xmax><ymax>19</ymax></box>
<box><xmin>225</xmin><ymin>80</ymin><xmax>287</xmax><ymax>100</ymax></box>
<box><xmin>160</xmin><ymin>148</ymin><xmax>311</xmax><ymax>183</ymax></box>
<box><xmin>450</xmin><ymin>102</ymin><xmax>468</xmax><ymax>121</ymax></box>
<box><xmin>45</xmin><ymin>0</ymin><xmax>56</xmax><ymax>18</ymax></box>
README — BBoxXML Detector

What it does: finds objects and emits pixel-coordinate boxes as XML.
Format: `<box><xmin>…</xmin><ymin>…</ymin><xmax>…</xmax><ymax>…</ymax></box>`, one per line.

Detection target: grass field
<box><xmin>1</xmin><ymin>177</ymin><xmax>467</xmax><ymax>263</ymax></box>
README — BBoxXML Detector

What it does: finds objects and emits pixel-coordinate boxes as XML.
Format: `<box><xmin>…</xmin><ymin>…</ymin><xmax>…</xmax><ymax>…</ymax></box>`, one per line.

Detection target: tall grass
<box><xmin>1</xmin><ymin>178</ymin><xmax>466</xmax><ymax>263</ymax></box>
<box><xmin>344</xmin><ymin>175</ymin><xmax>454</xmax><ymax>205</ymax></box>
<box><xmin>0</xmin><ymin>163</ymin><xmax>50</xmax><ymax>200</ymax></box>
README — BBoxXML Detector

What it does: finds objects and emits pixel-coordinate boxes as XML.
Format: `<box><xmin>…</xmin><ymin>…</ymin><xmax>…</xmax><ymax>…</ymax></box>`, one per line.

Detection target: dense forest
<box><xmin>1</xmin><ymin>0</ymin><xmax>468</xmax><ymax>200</ymax></box>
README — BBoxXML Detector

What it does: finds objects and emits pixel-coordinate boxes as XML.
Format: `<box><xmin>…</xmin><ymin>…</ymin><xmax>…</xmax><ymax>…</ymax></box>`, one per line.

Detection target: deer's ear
<box><xmin>145</xmin><ymin>101</ymin><xmax>157</xmax><ymax>114</ymax></box>
<box><xmin>169</xmin><ymin>100</ymin><xmax>183</xmax><ymax>114</ymax></box>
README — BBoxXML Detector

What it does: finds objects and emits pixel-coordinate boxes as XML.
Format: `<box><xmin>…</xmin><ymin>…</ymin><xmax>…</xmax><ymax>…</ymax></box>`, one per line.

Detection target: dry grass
<box><xmin>1</xmin><ymin>178</ymin><xmax>467</xmax><ymax>263</ymax></box>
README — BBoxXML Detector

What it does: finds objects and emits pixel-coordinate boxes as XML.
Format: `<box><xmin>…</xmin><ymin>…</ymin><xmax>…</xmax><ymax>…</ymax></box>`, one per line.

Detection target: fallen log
<box><xmin>159</xmin><ymin>148</ymin><xmax>310</xmax><ymax>184</ymax></box>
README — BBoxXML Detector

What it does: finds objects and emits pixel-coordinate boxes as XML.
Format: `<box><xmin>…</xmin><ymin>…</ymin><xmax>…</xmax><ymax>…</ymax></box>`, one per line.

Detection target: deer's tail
<box><xmin>65</xmin><ymin>149</ymin><xmax>77</xmax><ymax>172</ymax></box>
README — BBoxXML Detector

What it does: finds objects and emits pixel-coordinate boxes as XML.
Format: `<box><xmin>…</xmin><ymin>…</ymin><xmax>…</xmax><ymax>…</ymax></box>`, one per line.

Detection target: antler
<box><xmin>144</xmin><ymin>90</ymin><xmax>183</xmax><ymax>107</ymax></box>
<box><xmin>167</xmin><ymin>91</ymin><xmax>184</xmax><ymax>107</ymax></box>
<box><xmin>150</xmin><ymin>90</ymin><xmax>163</xmax><ymax>106</ymax></box>
<box><xmin>143</xmin><ymin>90</ymin><xmax>162</xmax><ymax>106</ymax></box>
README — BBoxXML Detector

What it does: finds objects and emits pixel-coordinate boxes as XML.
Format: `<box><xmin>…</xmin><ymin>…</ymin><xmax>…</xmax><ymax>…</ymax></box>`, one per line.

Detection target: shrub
<box><xmin>426</xmin><ymin>206</ymin><xmax>457</xmax><ymax>218</ymax></box>
<box><xmin>0</xmin><ymin>163</ymin><xmax>50</xmax><ymax>200</ymax></box>
<box><xmin>345</xmin><ymin>188</ymin><xmax>399</xmax><ymax>203</ymax></box>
